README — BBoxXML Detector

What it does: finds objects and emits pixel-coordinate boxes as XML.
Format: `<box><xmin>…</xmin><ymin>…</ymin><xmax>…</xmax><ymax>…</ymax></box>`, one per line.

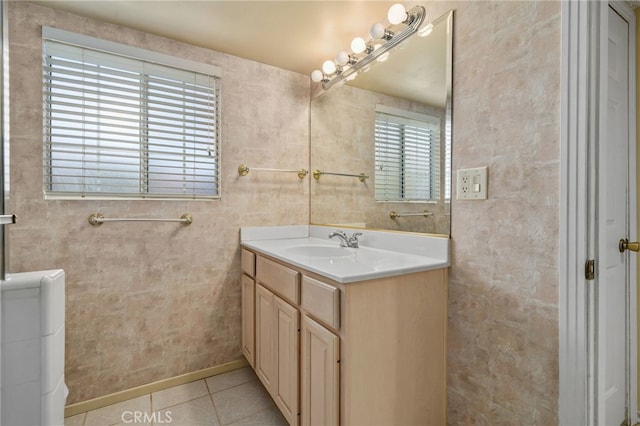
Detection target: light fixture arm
<box><xmin>320</xmin><ymin>5</ymin><xmax>426</xmax><ymax>92</ymax></box>
<box><xmin>381</xmin><ymin>29</ymin><xmax>395</xmax><ymax>41</ymax></box>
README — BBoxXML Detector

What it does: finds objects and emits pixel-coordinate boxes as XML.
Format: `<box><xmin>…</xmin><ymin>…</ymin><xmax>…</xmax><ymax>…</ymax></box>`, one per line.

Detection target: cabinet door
<box><xmin>241</xmin><ymin>274</ymin><xmax>255</xmax><ymax>367</ymax></box>
<box><xmin>255</xmin><ymin>284</ymin><xmax>275</xmax><ymax>393</ymax></box>
<box><xmin>274</xmin><ymin>297</ymin><xmax>300</xmax><ymax>425</ymax></box>
<box><xmin>301</xmin><ymin>315</ymin><xmax>339</xmax><ymax>426</ymax></box>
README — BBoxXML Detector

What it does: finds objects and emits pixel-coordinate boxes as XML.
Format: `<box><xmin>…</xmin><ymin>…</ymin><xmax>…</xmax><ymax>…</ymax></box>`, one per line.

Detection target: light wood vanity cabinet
<box><xmin>301</xmin><ymin>276</ymin><xmax>340</xmax><ymax>330</ymax></box>
<box><xmin>241</xmin><ymin>274</ymin><xmax>255</xmax><ymax>367</ymax></box>
<box><xmin>273</xmin><ymin>296</ymin><xmax>299</xmax><ymax>423</ymax></box>
<box><xmin>240</xmin><ymin>249</ymin><xmax>256</xmax><ymax>367</ymax></box>
<box><xmin>254</xmin><ymin>283</ymin><xmax>276</xmax><ymax>390</ymax></box>
<box><xmin>253</xmin><ymin>255</ymin><xmax>301</xmax><ymax>426</ymax></box>
<box><xmin>255</xmin><ymin>283</ymin><xmax>300</xmax><ymax>425</ymax></box>
<box><xmin>301</xmin><ymin>314</ymin><xmax>339</xmax><ymax>426</ymax></box>
<box><xmin>241</xmin><ymin>248</ymin><xmax>447</xmax><ymax>426</ymax></box>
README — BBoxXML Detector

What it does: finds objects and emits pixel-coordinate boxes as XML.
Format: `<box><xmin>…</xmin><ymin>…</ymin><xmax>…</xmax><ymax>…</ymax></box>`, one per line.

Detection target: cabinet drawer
<box><xmin>256</xmin><ymin>256</ymin><xmax>300</xmax><ymax>305</ymax></box>
<box><xmin>241</xmin><ymin>248</ymin><xmax>256</xmax><ymax>277</ymax></box>
<box><xmin>301</xmin><ymin>276</ymin><xmax>340</xmax><ymax>330</ymax></box>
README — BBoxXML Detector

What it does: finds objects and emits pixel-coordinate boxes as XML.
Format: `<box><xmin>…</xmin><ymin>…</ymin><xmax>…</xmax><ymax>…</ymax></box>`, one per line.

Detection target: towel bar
<box><xmin>88</xmin><ymin>213</ymin><xmax>193</xmax><ymax>226</ymax></box>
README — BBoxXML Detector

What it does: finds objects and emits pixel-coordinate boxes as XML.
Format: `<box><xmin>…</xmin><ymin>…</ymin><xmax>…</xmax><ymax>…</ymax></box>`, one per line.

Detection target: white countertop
<box><xmin>240</xmin><ymin>225</ymin><xmax>449</xmax><ymax>284</ymax></box>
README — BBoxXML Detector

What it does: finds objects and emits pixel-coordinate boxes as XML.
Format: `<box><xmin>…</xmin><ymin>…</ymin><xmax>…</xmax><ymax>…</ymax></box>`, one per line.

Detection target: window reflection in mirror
<box><xmin>310</xmin><ymin>10</ymin><xmax>453</xmax><ymax>236</ymax></box>
<box><xmin>374</xmin><ymin>105</ymin><xmax>443</xmax><ymax>202</ymax></box>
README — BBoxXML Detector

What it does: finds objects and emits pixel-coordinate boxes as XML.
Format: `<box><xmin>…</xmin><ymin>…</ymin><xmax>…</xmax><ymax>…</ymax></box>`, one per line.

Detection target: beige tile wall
<box><xmin>7</xmin><ymin>2</ymin><xmax>309</xmax><ymax>404</ymax></box>
<box><xmin>441</xmin><ymin>1</ymin><xmax>561</xmax><ymax>423</ymax></box>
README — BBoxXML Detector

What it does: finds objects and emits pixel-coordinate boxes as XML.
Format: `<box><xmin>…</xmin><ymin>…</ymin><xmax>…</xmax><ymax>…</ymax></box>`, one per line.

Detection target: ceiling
<box><xmin>31</xmin><ymin>0</ymin><xmax>410</xmax><ymax>77</ymax></box>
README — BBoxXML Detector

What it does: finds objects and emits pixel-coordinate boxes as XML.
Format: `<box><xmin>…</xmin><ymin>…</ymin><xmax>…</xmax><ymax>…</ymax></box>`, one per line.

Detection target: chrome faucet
<box><xmin>329</xmin><ymin>231</ymin><xmax>362</xmax><ymax>248</ymax></box>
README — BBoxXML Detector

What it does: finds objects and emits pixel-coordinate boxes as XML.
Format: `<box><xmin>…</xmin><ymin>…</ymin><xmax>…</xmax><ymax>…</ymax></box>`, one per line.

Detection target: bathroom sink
<box><xmin>284</xmin><ymin>245</ymin><xmax>355</xmax><ymax>258</ymax></box>
<box><xmin>241</xmin><ymin>230</ymin><xmax>450</xmax><ymax>283</ymax></box>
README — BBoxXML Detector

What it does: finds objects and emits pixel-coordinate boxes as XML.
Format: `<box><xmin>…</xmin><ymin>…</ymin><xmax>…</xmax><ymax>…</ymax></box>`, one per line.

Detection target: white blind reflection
<box><xmin>375</xmin><ymin>110</ymin><xmax>440</xmax><ymax>202</ymax></box>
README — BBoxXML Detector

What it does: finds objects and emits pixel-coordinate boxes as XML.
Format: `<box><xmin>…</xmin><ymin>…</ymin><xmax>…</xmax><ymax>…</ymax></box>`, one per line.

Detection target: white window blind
<box><xmin>444</xmin><ymin>107</ymin><xmax>451</xmax><ymax>200</ymax></box>
<box><xmin>374</xmin><ymin>106</ymin><xmax>440</xmax><ymax>201</ymax></box>
<box><xmin>42</xmin><ymin>28</ymin><xmax>221</xmax><ymax>199</ymax></box>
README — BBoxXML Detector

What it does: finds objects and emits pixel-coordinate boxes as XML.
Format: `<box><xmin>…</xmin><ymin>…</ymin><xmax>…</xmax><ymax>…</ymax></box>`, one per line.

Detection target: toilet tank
<box><xmin>1</xmin><ymin>269</ymin><xmax>66</xmax><ymax>426</ymax></box>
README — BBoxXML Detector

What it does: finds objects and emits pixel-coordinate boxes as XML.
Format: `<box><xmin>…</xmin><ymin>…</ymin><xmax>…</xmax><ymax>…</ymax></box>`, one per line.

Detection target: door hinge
<box><xmin>0</xmin><ymin>214</ymin><xmax>15</xmax><ymax>225</ymax></box>
<box><xmin>585</xmin><ymin>259</ymin><xmax>596</xmax><ymax>280</ymax></box>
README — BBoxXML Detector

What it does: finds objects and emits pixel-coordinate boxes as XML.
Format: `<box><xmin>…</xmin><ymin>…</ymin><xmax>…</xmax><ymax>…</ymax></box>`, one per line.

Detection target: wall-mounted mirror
<box><xmin>310</xmin><ymin>9</ymin><xmax>453</xmax><ymax>237</ymax></box>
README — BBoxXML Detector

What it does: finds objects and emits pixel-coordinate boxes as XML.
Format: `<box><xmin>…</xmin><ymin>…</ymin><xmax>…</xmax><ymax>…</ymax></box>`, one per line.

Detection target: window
<box><xmin>42</xmin><ymin>27</ymin><xmax>221</xmax><ymax>199</ymax></box>
<box><xmin>374</xmin><ymin>106</ymin><xmax>441</xmax><ymax>201</ymax></box>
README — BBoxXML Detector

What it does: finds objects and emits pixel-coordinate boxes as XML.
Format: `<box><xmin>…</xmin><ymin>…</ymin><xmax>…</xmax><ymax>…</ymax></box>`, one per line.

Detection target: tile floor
<box><xmin>64</xmin><ymin>367</ymin><xmax>287</xmax><ymax>426</ymax></box>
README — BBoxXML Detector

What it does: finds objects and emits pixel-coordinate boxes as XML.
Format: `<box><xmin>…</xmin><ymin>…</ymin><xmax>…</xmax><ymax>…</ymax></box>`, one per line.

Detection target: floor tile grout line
<box><xmin>222</xmin><ymin>406</ymin><xmax>279</xmax><ymax>426</ymax></box>
<box><xmin>208</xmin><ymin>377</ymin><xmax>258</xmax><ymax>396</ymax></box>
<box><xmin>209</xmin><ymin>378</ymin><xmax>274</xmax><ymax>426</ymax></box>
<box><xmin>205</xmin><ymin>378</ymin><xmax>225</xmax><ymax>426</ymax></box>
<box><xmin>208</xmin><ymin>391</ymin><xmax>224</xmax><ymax>426</ymax></box>
<box><xmin>152</xmin><ymin>393</ymin><xmax>212</xmax><ymax>412</ymax></box>
<box><xmin>150</xmin><ymin>379</ymin><xmax>212</xmax><ymax>412</ymax></box>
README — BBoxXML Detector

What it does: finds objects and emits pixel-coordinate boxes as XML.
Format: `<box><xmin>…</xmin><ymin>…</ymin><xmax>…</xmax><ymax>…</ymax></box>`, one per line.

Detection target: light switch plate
<box><xmin>457</xmin><ymin>167</ymin><xmax>488</xmax><ymax>200</ymax></box>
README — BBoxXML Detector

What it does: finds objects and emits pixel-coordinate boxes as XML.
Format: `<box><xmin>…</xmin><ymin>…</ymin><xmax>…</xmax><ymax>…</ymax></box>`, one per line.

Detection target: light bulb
<box><xmin>387</xmin><ymin>3</ymin><xmax>407</xmax><ymax>25</ymax></box>
<box><xmin>322</xmin><ymin>60</ymin><xmax>336</xmax><ymax>75</ymax></box>
<box><xmin>311</xmin><ymin>70</ymin><xmax>324</xmax><ymax>83</ymax></box>
<box><xmin>336</xmin><ymin>51</ymin><xmax>350</xmax><ymax>66</ymax></box>
<box><xmin>418</xmin><ymin>23</ymin><xmax>433</xmax><ymax>37</ymax></box>
<box><xmin>370</xmin><ymin>22</ymin><xmax>386</xmax><ymax>40</ymax></box>
<box><xmin>351</xmin><ymin>37</ymin><xmax>367</xmax><ymax>54</ymax></box>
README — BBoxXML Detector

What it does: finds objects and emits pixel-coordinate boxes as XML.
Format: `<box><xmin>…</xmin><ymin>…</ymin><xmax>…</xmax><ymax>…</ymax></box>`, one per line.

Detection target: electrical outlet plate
<box><xmin>456</xmin><ymin>167</ymin><xmax>488</xmax><ymax>200</ymax></box>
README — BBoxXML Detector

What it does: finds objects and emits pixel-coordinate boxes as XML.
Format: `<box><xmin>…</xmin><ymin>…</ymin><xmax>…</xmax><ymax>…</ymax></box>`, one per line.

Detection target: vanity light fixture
<box><xmin>350</xmin><ymin>37</ymin><xmax>368</xmax><ymax>55</ymax></box>
<box><xmin>387</xmin><ymin>3</ymin><xmax>409</xmax><ymax>25</ymax></box>
<box><xmin>418</xmin><ymin>22</ymin><xmax>434</xmax><ymax>37</ymax></box>
<box><xmin>310</xmin><ymin>3</ymin><xmax>427</xmax><ymax>90</ymax></box>
<box><xmin>322</xmin><ymin>59</ymin><xmax>337</xmax><ymax>75</ymax></box>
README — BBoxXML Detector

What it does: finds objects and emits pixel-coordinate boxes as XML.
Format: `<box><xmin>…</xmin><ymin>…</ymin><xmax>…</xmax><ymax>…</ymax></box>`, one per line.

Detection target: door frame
<box><xmin>560</xmin><ymin>1</ymin><xmax>638</xmax><ymax>424</ymax></box>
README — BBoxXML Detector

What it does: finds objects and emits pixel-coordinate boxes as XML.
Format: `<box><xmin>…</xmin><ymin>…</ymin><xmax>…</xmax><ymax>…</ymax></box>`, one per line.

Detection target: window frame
<box><xmin>42</xmin><ymin>27</ymin><xmax>222</xmax><ymax>201</ymax></box>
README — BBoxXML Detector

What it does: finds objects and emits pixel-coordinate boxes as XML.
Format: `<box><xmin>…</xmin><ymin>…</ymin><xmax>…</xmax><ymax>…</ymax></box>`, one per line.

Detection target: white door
<box><xmin>559</xmin><ymin>2</ymin><xmax>637</xmax><ymax>424</ymax></box>
<box><xmin>597</xmin><ymin>5</ymin><xmax>633</xmax><ymax>425</ymax></box>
